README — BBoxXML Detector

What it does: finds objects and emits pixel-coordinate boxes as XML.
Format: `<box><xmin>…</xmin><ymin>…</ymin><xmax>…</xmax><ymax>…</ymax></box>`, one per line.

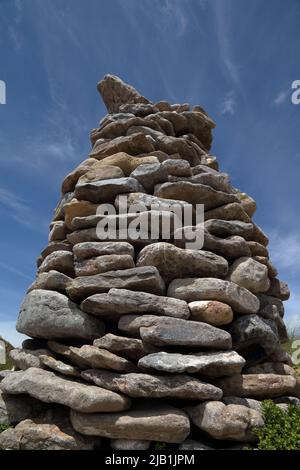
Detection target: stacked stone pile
<box><xmin>0</xmin><ymin>75</ymin><xmax>298</xmax><ymax>450</ymax></box>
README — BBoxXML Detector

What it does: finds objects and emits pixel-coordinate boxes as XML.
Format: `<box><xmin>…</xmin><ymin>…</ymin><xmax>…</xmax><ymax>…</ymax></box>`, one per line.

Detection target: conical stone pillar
<box><xmin>0</xmin><ymin>75</ymin><xmax>298</xmax><ymax>450</ymax></box>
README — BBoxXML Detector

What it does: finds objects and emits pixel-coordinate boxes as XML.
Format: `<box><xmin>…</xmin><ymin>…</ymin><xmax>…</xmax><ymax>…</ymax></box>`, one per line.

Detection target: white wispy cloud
<box><xmin>0</xmin><ymin>187</ymin><xmax>48</xmax><ymax>233</ymax></box>
<box><xmin>268</xmin><ymin>231</ymin><xmax>300</xmax><ymax>273</ymax></box>
<box><xmin>211</xmin><ymin>1</ymin><xmax>241</xmax><ymax>88</ymax></box>
<box><xmin>274</xmin><ymin>89</ymin><xmax>290</xmax><ymax>105</ymax></box>
<box><xmin>9</xmin><ymin>0</ymin><xmax>24</xmax><ymax>51</ymax></box>
<box><xmin>0</xmin><ymin>262</ymin><xmax>33</xmax><ymax>282</ymax></box>
<box><xmin>220</xmin><ymin>90</ymin><xmax>237</xmax><ymax>115</ymax></box>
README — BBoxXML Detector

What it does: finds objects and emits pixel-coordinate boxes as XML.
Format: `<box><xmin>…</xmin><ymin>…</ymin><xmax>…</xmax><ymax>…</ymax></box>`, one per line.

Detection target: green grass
<box><xmin>0</xmin><ymin>424</ymin><xmax>10</xmax><ymax>434</ymax></box>
<box><xmin>254</xmin><ymin>400</ymin><xmax>300</xmax><ymax>450</ymax></box>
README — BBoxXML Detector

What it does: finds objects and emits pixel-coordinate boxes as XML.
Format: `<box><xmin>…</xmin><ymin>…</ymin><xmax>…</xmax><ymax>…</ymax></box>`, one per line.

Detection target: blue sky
<box><xmin>0</xmin><ymin>0</ymin><xmax>300</xmax><ymax>345</ymax></box>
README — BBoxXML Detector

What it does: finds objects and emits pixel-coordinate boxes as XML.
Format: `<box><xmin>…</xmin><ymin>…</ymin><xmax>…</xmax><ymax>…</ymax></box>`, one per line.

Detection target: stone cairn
<box><xmin>0</xmin><ymin>75</ymin><xmax>299</xmax><ymax>451</ymax></box>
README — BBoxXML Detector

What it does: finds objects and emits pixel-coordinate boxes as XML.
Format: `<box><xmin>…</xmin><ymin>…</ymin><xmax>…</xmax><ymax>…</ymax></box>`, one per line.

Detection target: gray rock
<box><xmin>227</xmin><ymin>314</ymin><xmax>280</xmax><ymax>363</ymax></box>
<box><xmin>9</xmin><ymin>348</ymin><xmax>51</xmax><ymax>370</ymax></box>
<box><xmin>38</xmin><ymin>251</ymin><xmax>74</xmax><ymax>277</ymax></box>
<box><xmin>162</xmin><ymin>159</ymin><xmax>192</xmax><ymax>176</ymax></box>
<box><xmin>70</xmin><ymin>403</ymin><xmax>190</xmax><ymax>443</ymax></box>
<box><xmin>119</xmin><ymin>103</ymin><xmax>158</xmax><ymax>116</ymax></box>
<box><xmin>168</xmin><ymin>277</ymin><xmax>260</xmax><ymax>314</ymax></box>
<box><xmin>28</xmin><ymin>270</ymin><xmax>72</xmax><ymax>294</ymax></box>
<box><xmin>0</xmin><ymin>370</ymin><xmax>12</xmax><ymax>382</ymax></box>
<box><xmin>138</xmin><ymin>351</ymin><xmax>245</xmax><ymax>377</ymax></box>
<box><xmin>203</xmin><ymin>231</ymin><xmax>251</xmax><ymax>259</ymax></box>
<box><xmin>93</xmin><ymin>334</ymin><xmax>157</xmax><ymax>361</ymax></box>
<box><xmin>154</xmin><ymin>181</ymin><xmax>237</xmax><ymax>210</ymax></box>
<box><xmin>118</xmin><ymin>314</ymin><xmax>232</xmax><ymax>349</ymax></box>
<box><xmin>136</xmin><ymin>242</ymin><xmax>228</xmax><ymax>283</ymax></box>
<box><xmin>190</xmin><ymin>172</ymin><xmax>232</xmax><ymax>194</ymax></box>
<box><xmin>115</xmin><ymin>191</ymin><xmax>191</xmax><ymax>214</ymax></box>
<box><xmin>75</xmin><ymin>177</ymin><xmax>145</xmax><ymax>203</ymax></box>
<box><xmin>81</xmin><ymin>288</ymin><xmax>189</xmax><ymax>321</ymax></box>
<box><xmin>265</xmin><ymin>278</ymin><xmax>290</xmax><ymax>300</ymax></box>
<box><xmin>243</xmin><ymin>362</ymin><xmax>295</xmax><ymax>376</ymax></box>
<box><xmin>130</xmin><ymin>163</ymin><xmax>168</xmax><ymax>192</ymax></box>
<box><xmin>204</xmin><ymin>219</ymin><xmax>254</xmax><ymax>239</ymax></box>
<box><xmin>222</xmin><ymin>396</ymin><xmax>262</xmax><ymax>413</ymax></box>
<box><xmin>0</xmin><ymin>412</ymin><xmax>100</xmax><ymax>450</ymax></box>
<box><xmin>73</xmin><ymin>241</ymin><xmax>134</xmax><ymax>261</ymax></box>
<box><xmin>17</xmin><ymin>289</ymin><xmax>105</xmax><ymax>340</ymax></box>
<box><xmin>227</xmin><ymin>257</ymin><xmax>270</xmax><ymax>293</ymax></box>
<box><xmin>65</xmin><ymin>345</ymin><xmax>137</xmax><ymax>372</ymax></box>
<box><xmin>39</xmin><ymin>355</ymin><xmax>81</xmax><ymax>378</ymax></box>
<box><xmin>0</xmin><ymin>390</ymin><xmax>45</xmax><ymax>425</ymax></box>
<box><xmin>186</xmin><ymin>401</ymin><xmax>264</xmax><ymax>442</ymax></box>
<box><xmin>216</xmin><ymin>373</ymin><xmax>297</xmax><ymax>399</ymax></box>
<box><xmin>257</xmin><ymin>294</ymin><xmax>285</xmax><ymax>317</ymax></box>
<box><xmin>1</xmin><ymin>368</ymin><xmax>131</xmax><ymax>413</ymax></box>
<box><xmin>66</xmin><ymin>266</ymin><xmax>165</xmax><ymax>301</ymax></box>
<box><xmin>81</xmin><ymin>369</ymin><xmax>223</xmax><ymax>400</ymax></box>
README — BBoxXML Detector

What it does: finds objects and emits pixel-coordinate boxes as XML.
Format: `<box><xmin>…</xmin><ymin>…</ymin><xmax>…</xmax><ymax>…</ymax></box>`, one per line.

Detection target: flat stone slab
<box><xmin>75</xmin><ymin>177</ymin><xmax>145</xmax><ymax>203</ymax></box>
<box><xmin>118</xmin><ymin>315</ymin><xmax>232</xmax><ymax>349</ymax></box>
<box><xmin>74</xmin><ymin>254</ymin><xmax>135</xmax><ymax>276</ymax></box>
<box><xmin>81</xmin><ymin>288</ymin><xmax>189</xmax><ymax>320</ymax></box>
<box><xmin>185</xmin><ymin>401</ymin><xmax>264</xmax><ymax>442</ymax></box>
<box><xmin>167</xmin><ymin>278</ymin><xmax>260</xmax><ymax>314</ymax></box>
<box><xmin>204</xmin><ymin>219</ymin><xmax>254</xmax><ymax>239</ymax></box>
<box><xmin>216</xmin><ymin>373</ymin><xmax>297</xmax><ymax>398</ymax></box>
<box><xmin>66</xmin><ymin>266</ymin><xmax>165</xmax><ymax>301</ymax></box>
<box><xmin>90</xmin><ymin>132</ymin><xmax>154</xmax><ymax>160</ymax></box>
<box><xmin>9</xmin><ymin>348</ymin><xmax>51</xmax><ymax>371</ymax></box>
<box><xmin>136</xmin><ymin>242</ymin><xmax>228</xmax><ymax>282</ymax></box>
<box><xmin>73</xmin><ymin>241</ymin><xmax>134</xmax><ymax>261</ymax></box>
<box><xmin>70</xmin><ymin>403</ymin><xmax>190</xmax><ymax>443</ymax></box>
<box><xmin>81</xmin><ymin>370</ymin><xmax>223</xmax><ymax>400</ymax></box>
<box><xmin>66</xmin><ymin>345</ymin><xmax>137</xmax><ymax>372</ymax></box>
<box><xmin>1</xmin><ymin>368</ymin><xmax>131</xmax><ymax>413</ymax></box>
<box><xmin>154</xmin><ymin>181</ymin><xmax>237</xmax><ymax>210</ymax></box>
<box><xmin>93</xmin><ymin>334</ymin><xmax>157</xmax><ymax>361</ymax></box>
<box><xmin>17</xmin><ymin>289</ymin><xmax>105</xmax><ymax>340</ymax></box>
<box><xmin>115</xmin><ymin>192</ymin><xmax>191</xmax><ymax>214</ymax></box>
<box><xmin>39</xmin><ymin>355</ymin><xmax>81</xmax><ymax>378</ymax></box>
<box><xmin>204</xmin><ymin>203</ymin><xmax>251</xmax><ymax>223</ymax></box>
<box><xmin>138</xmin><ymin>351</ymin><xmax>245</xmax><ymax>377</ymax></box>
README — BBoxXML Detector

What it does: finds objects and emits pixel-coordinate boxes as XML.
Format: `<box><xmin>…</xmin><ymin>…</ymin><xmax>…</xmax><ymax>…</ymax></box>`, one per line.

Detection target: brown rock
<box><xmin>90</xmin><ymin>133</ymin><xmax>154</xmax><ymax>160</ymax></box>
<box><xmin>216</xmin><ymin>374</ymin><xmax>297</xmax><ymax>398</ymax></box>
<box><xmin>189</xmin><ymin>300</ymin><xmax>233</xmax><ymax>326</ymax></box>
